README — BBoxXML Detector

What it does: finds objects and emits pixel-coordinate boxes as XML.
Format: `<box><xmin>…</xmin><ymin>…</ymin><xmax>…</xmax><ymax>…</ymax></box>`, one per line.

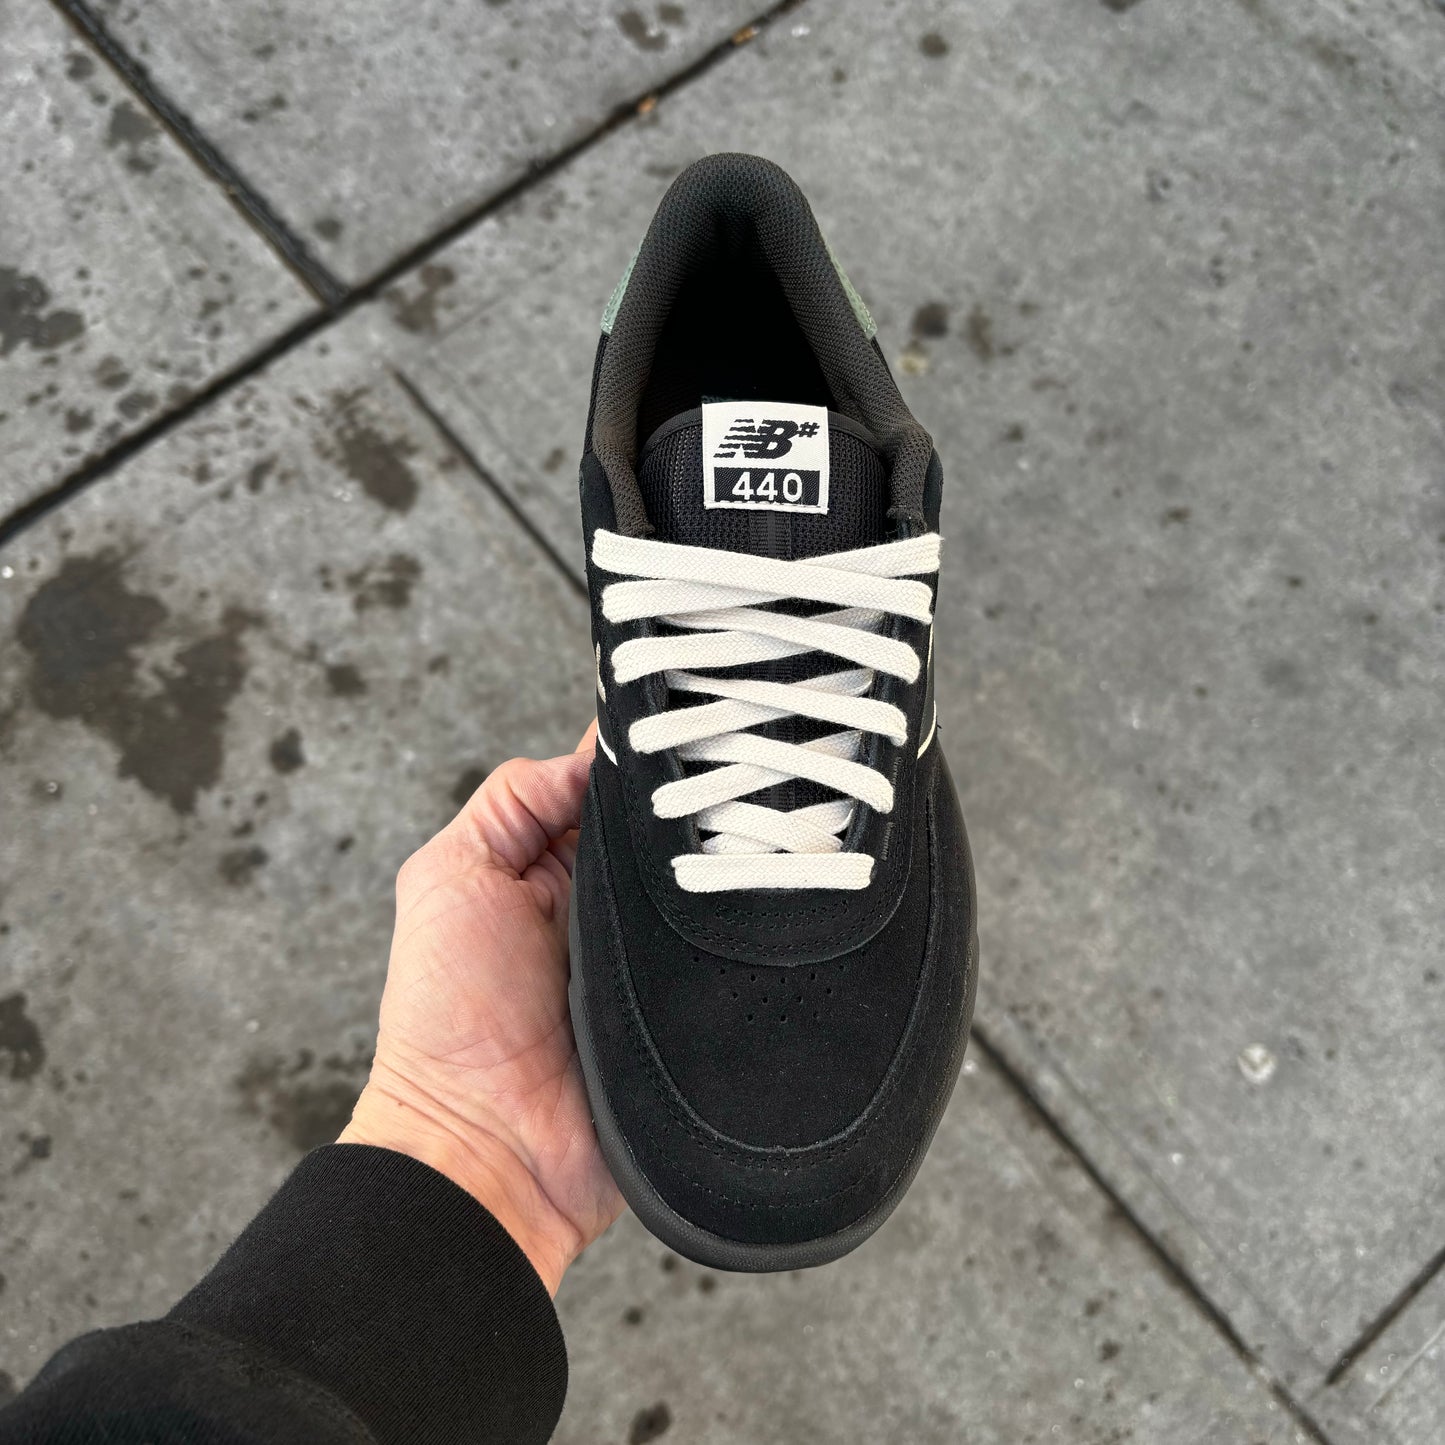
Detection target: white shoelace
<box><xmin>592</xmin><ymin>528</ymin><xmax>940</xmax><ymax>892</ymax></box>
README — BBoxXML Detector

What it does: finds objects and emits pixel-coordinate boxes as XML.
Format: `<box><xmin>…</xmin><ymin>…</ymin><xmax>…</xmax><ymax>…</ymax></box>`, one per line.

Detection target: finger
<box><xmin>455</xmin><ymin>749</ymin><xmax>592</xmax><ymax>874</ymax></box>
<box><xmin>575</xmin><ymin>717</ymin><xmax>598</xmax><ymax>754</ymax></box>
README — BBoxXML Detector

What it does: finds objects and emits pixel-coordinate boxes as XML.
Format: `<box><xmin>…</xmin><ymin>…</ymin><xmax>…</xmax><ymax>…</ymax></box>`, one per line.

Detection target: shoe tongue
<box><xmin>635</xmin><ymin>405</ymin><xmax>889</xmax><ymax>820</ymax></box>
<box><xmin>636</xmin><ymin>405</ymin><xmax>889</xmax><ymax>558</ymax></box>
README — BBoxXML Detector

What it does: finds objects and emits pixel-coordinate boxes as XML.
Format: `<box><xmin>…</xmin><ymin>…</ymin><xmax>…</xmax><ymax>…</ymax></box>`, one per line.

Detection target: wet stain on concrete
<box><xmin>385</xmin><ymin>263</ymin><xmax>457</xmax><ymax>334</ymax></box>
<box><xmin>64</xmin><ymin>406</ymin><xmax>94</xmax><ymax>434</ymax></box>
<box><xmin>630</xmin><ymin>1402</ymin><xmax>673</xmax><ymax>1443</ymax></box>
<box><xmin>1100</xmin><ymin>0</ymin><xmax>1146</xmax><ymax>10</ymax></box>
<box><xmin>237</xmin><ymin>1050</ymin><xmax>370</xmax><ymax>1153</ymax></box>
<box><xmin>116</xmin><ymin>390</ymin><xmax>158</xmax><ymax>420</ymax></box>
<box><xmin>0</xmin><ymin>995</ymin><xmax>46</xmax><ymax>1082</ymax></box>
<box><xmin>268</xmin><ymin>727</ymin><xmax>305</xmax><ymax>774</ymax></box>
<box><xmin>965</xmin><ymin>304</ymin><xmax>996</xmax><ymax>362</ymax></box>
<box><xmin>919</xmin><ymin>32</ymin><xmax>949</xmax><ymax>57</ymax></box>
<box><xmin>246</xmin><ymin>457</ymin><xmax>277</xmax><ymax>494</ymax></box>
<box><xmin>451</xmin><ymin>766</ymin><xmax>488</xmax><ymax>807</ymax></box>
<box><xmin>65</xmin><ymin>51</ymin><xmax>96</xmax><ymax>82</ymax></box>
<box><xmin>240</xmin><ymin>93</ymin><xmax>289</xmax><ymax>124</ymax></box>
<box><xmin>320</xmin><ymin>390</ymin><xmax>421</xmax><ymax>513</ymax></box>
<box><xmin>0</xmin><ymin>268</ymin><xmax>86</xmax><ymax>357</ymax></box>
<box><xmin>314</xmin><ymin>216</ymin><xmax>344</xmax><ymax>241</ymax></box>
<box><xmin>325</xmin><ymin>662</ymin><xmax>367</xmax><ymax>697</ymax></box>
<box><xmin>17</xmin><ymin>552</ymin><xmax>259</xmax><ymax>813</ymax></box>
<box><xmin>95</xmin><ymin>356</ymin><xmax>131</xmax><ymax>390</ymax></box>
<box><xmin>618</xmin><ymin>9</ymin><xmax>668</xmax><ymax>50</ymax></box>
<box><xmin>911</xmin><ymin>301</ymin><xmax>950</xmax><ymax>338</ymax></box>
<box><xmin>106</xmin><ymin>101</ymin><xmax>161</xmax><ymax>174</ymax></box>
<box><xmin>218</xmin><ymin>844</ymin><xmax>269</xmax><ymax>886</ymax></box>
<box><xmin>344</xmin><ymin>553</ymin><xmax>422</xmax><ymax>612</ymax></box>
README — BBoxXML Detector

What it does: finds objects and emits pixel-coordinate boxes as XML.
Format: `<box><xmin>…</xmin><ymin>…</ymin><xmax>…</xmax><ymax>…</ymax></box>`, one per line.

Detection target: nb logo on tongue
<box><xmin>713</xmin><ymin>417</ymin><xmax>821</xmax><ymax>460</ymax></box>
<box><xmin>701</xmin><ymin>401</ymin><xmax>830</xmax><ymax>515</ymax></box>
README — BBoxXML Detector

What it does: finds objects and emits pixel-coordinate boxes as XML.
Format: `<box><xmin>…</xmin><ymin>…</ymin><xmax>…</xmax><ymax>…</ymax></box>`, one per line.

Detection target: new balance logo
<box><xmin>713</xmin><ymin>417</ymin><xmax>822</xmax><ymax>461</ymax></box>
<box><xmin>701</xmin><ymin>400</ymin><xmax>831</xmax><ymax>515</ymax></box>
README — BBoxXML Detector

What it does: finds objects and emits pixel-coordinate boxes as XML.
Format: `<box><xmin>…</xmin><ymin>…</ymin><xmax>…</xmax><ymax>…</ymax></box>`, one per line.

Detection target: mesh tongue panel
<box><xmin>636</xmin><ymin>411</ymin><xmax>890</xmax><ymax>820</ymax></box>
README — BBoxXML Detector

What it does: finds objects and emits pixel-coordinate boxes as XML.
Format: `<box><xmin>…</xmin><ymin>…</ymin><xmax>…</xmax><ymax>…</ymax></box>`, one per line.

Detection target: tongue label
<box><xmin>701</xmin><ymin>401</ymin><xmax>830</xmax><ymax>514</ymax></box>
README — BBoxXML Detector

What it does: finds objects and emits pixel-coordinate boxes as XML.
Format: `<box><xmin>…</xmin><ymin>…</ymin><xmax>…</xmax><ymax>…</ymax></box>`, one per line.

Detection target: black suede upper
<box><xmin>571</xmin><ymin>737</ymin><xmax>975</xmax><ymax>1245</ymax></box>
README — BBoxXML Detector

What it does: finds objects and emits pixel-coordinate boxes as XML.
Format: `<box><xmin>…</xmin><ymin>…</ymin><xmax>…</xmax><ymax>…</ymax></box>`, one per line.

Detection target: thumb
<box><xmin>450</xmin><ymin>749</ymin><xmax>593</xmax><ymax>875</ymax></box>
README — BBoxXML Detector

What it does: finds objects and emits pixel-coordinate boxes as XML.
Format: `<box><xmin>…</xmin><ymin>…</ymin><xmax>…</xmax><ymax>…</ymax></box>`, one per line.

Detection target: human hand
<box><xmin>338</xmin><ymin>723</ymin><xmax>623</xmax><ymax>1294</ymax></box>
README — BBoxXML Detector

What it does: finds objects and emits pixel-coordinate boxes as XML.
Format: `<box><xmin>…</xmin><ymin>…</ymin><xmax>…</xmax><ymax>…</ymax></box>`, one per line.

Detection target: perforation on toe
<box><xmin>708</xmin><ymin>957</ymin><xmax>859</xmax><ymax>1030</ymax></box>
<box><xmin>626</xmin><ymin>850</ymin><xmax>932</xmax><ymax>1149</ymax></box>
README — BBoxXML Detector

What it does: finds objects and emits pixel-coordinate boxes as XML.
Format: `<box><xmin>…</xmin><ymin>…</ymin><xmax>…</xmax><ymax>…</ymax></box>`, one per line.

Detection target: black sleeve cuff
<box><xmin>166</xmin><ymin>1143</ymin><xmax>568</xmax><ymax>1445</ymax></box>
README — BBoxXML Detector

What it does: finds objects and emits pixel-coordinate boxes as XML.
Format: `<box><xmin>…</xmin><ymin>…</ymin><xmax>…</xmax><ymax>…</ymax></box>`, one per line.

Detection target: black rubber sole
<box><xmin>567</xmin><ymin>890</ymin><xmax>979</xmax><ymax>1273</ymax></box>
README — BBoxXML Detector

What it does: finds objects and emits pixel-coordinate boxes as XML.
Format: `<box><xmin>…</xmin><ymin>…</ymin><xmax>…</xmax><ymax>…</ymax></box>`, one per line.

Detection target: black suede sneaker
<box><xmin>569</xmin><ymin>154</ymin><xmax>977</xmax><ymax>1271</ymax></box>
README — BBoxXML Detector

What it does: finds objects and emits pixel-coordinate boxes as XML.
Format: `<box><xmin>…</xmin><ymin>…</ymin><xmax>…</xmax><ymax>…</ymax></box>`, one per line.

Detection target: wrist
<box><xmin>338</xmin><ymin>1074</ymin><xmax>580</xmax><ymax>1295</ymax></box>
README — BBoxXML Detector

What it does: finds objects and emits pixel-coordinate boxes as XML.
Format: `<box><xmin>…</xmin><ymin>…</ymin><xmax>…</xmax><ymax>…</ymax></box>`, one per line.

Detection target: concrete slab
<box><xmin>1295</xmin><ymin>0</ymin><xmax>1445</xmax><ymax>98</ymax></box>
<box><xmin>92</xmin><ymin>0</ymin><xmax>768</xmax><ymax>284</ymax></box>
<box><xmin>0</xmin><ymin>344</ymin><xmax>594</xmax><ymax>1385</ymax></box>
<box><xmin>380</xmin><ymin>0</ymin><xmax>1445</xmax><ymax>1398</ymax></box>
<box><xmin>553</xmin><ymin>1053</ymin><xmax>1302</xmax><ymax>1445</ymax></box>
<box><xmin>1314</xmin><ymin>1269</ymin><xmax>1445</xmax><ymax>1445</ymax></box>
<box><xmin>0</xmin><ymin>4</ymin><xmax>312</xmax><ymax>517</ymax></box>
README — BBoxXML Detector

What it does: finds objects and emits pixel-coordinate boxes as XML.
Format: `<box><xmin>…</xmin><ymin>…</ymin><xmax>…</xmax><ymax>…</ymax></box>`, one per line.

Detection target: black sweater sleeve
<box><xmin>0</xmin><ymin>1144</ymin><xmax>568</xmax><ymax>1445</ymax></box>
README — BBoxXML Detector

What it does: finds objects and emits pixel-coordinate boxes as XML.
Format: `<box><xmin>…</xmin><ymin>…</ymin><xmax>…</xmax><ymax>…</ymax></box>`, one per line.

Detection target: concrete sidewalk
<box><xmin>2</xmin><ymin>2</ymin><xmax>1442</xmax><ymax>1440</ymax></box>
